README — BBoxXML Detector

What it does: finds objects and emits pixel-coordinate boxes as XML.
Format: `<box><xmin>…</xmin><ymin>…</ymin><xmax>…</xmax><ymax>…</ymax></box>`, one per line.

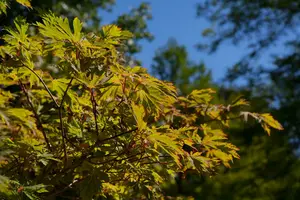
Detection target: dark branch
<box><xmin>90</xmin><ymin>89</ymin><xmax>99</xmax><ymax>135</ymax></box>
<box><xmin>59</xmin><ymin>106</ymin><xmax>68</xmax><ymax>164</ymax></box>
<box><xmin>89</xmin><ymin>151</ymin><xmax>144</xmax><ymax>165</ymax></box>
<box><xmin>24</xmin><ymin>65</ymin><xmax>59</xmax><ymax>108</ymax></box>
<box><xmin>60</xmin><ymin>77</ymin><xmax>74</xmax><ymax>107</ymax></box>
<box><xmin>95</xmin><ymin>128</ymin><xmax>138</xmax><ymax>147</ymax></box>
<box><xmin>58</xmin><ymin>77</ymin><xmax>74</xmax><ymax>164</ymax></box>
<box><xmin>19</xmin><ymin>80</ymin><xmax>52</xmax><ymax>151</ymax></box>
<box><xmin>46</xmin><ymin>178</ymin><xmax>84</xmax><ymax>199</ymax></box>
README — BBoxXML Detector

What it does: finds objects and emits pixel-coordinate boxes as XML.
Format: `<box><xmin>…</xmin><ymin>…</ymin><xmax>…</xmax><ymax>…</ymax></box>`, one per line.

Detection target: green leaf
<box><xmin>0</xmin><ymin>175</ymin><xmax>11</xmax><ymax>193</ymax></box>
<box><xmin>37</xmin><ymin>13</ymin><xmax>73</xmax><ymax>41</ymax></box>
<box><xmin>101</xmin><ymin>25</ymin><xmax>122</xmax><ymax>38</ymax></box>
<box><xmin>73</xmin><ymin>17</ymin><xmax>82</xmax><ymax>42</ymax></box>
<box><xmin>202</xmin><ymin>28</ymin><xmax>215</xmax><ymax>36</ymax></box>
<box><xmin>24</xmin><ymin>191</ymin><xmax>39</xmax><ymax>200</ymax></box>
<box><xmin>79</xmin><ymin>176</ymin><xmax>101</xmax><ymax>200</ymax></box>
<box><xmin>260</xmin><ymin>113</ymin><xmax>283</xmax><ymax>130</ymax></box>
<box><xmin>16</xmin><ymin>0</ymin><xmax>32</xmax><ymax>8</ymax></box>
<box><xmin>131</xmin><ymin>102</ymin><xmax>147</xmax><ymax>130</ymax></box>
<box><xmin>6</xmin><ymin>108</ymin><xmax>33</xmax><ymax>123</ymax></box>
<box><xmin>100</xmin><ymin>24</ymin><xmax>133</xmax><ymax>44</ymax></box>
<box><xmin>231</xmin><ymin>96</ymin><xmax>249</xmax><ymax>107</ymax></box>
<box><xmin>260</xmin><ymin>113</ymin><xmax>284</xmax><ymax>135</ymax></box>
<box><xmin>188</xmin><ymin>89</ymin><xmax>215</xmax><ymax>104</ymax></box>
<box><xmin>0</xmin><ymin>1</ymin><xmax>8</xmax><ymax>15</ymax></box>
<box><xmin>24</xmin><ymin>184</ymin><xmax>48</xmax><ymax>193</ymax></box>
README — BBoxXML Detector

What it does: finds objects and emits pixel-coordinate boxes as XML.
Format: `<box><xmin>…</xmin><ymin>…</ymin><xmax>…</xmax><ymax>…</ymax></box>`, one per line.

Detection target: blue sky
<box><xmin>100</xmin><ymin>0</ymin><xmax>284</xmax><ymax>83</ymax></box>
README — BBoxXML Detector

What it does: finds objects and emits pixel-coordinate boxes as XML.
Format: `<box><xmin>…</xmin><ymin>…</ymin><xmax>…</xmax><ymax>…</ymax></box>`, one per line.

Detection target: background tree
<box><xmin>185</xmin><ymin>0</ymin><xmax>300</xmax><ymax>199</ymax></box>
<box><xmin>196</xmin><ymin>0</ymin><xmax>299</xmax><ymax>62</ymax></box>
<box><xmin>151</xmin><ymin>38</ymin><xmax>213</xmax><ymax>95</ymax></box>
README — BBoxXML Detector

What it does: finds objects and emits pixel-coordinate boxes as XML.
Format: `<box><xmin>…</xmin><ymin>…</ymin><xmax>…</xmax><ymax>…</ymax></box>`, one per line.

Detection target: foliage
<box><xmin>0</xmin><ymin>0</ymin><xmax>31</xmax><ymax>14</ymax></box>
<box><xmin>0</xmin><ymin>0</ymin><xmax>113</xmax><ymax>28</ymax></box>
<box><xmin>0</xmin><ymin>13</ymin><xmax>283</xmax><ymax>199</ymax></box>
<box><xmin>0</xmin><ymin>0</ymin><xmax>152</xmax><ymax>59</ymax></box>
<box><xmin>164</xmin><ymin>88</ymin><xmax>300</xmax><ymax>199</ymax></box>
<box><xmin>185</xmin><ymin>122</ymin><xmax>300</xmax><ymax>200</ymax></box>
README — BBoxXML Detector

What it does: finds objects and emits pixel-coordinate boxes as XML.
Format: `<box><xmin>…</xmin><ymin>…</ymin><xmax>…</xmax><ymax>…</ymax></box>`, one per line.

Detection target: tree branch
<box><xmin>24</xmin><ymin>65</ymin><xmax>59</xmax><ymax>108</ymax></box>
<box><xmin>60</xmin><ymin>77</ymin><xmax>74</xmax><ymax>107</ymax></box>
<box><xmin>19</xmin><ymin>80</ymin><xmax>52</xmax><ymax>151</ymax></box>
<box><xmin>89</xmin><ymin>151</ymin><xmax>144</xmax><ymax>165</ymax></box>
<box><xmin>202</xmin><ymin>115</ymin><xmax>242</xmax><ymax>123</ymax></box>
<box><xmin>46</xmin><ymin>178</ymin><xmax>84</xmax><ymax>199</ymax></box>
<box><xmin>92</xmin><ymin>128</ymin><xmax>138</xmax><ymax>149</ymax></box>
<box><xmin>59</xmin><ymin>77</ymin><xmax>74</xmax><ymax>164</ymax></box>
<box><xmin>90</xmin><ymin>89</ymin><xmax>99</xmax><ymax>135</ymax></box>
<box><xmin>97</xmin><ymin>128</ymin><xmax>138</xmax><ymax>145</ymax></box>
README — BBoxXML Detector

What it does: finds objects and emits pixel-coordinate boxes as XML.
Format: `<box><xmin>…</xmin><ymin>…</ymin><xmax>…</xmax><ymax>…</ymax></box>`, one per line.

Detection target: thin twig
<box><xmin>59</xmin><ymin>108</ymin><xmax>68</xmax><ymax>163</ymax></box>
<box><xmin>93</xmin><ymin>97</ymin><xmax>124</xmax><ymax>145</ymax></box>
<box><xmin>89</xmin><ymin>151</ymin><xmax>143</xmax><ymax>165</ymax></box>
<box><xmin>60</xmin><ymin>77</ymin><xmax>74</xmax><ymax>107</ymax></box>
<box><xmin>59</xmin><ymin>77</ymin><xmax>74</xmax><ymax>164</ymax></box>
<box><xmin>24</xmin><ymin>65</ymin><xmax>59</xmax><ymax>108</ymax></box>
<box><xmin>19</xmin><ymin>80</ymin><xmax>52</xmax><ymax>151</ymax></box>
<box><xmin>96</xmin><ymin>128</ymin><xmax>138</xmax><ymax>145</ymax></box>
<box><xmin>92</xmin><ymin>127</ymin><xmax>137</xmax><ymax>149</ymax></box>
<box><xmin>90</xmin><ymin>89</ymin><xmax>99</xmax><ymax>135</ymax></box>
<box><xmin>202</xmin><ymin>115</ymin><xmax>241</xmax><ymax>123</ymax></box>
<box><xmin>46</xmin><ymin>178</ymin><xmax>84</xmax><ymax>199</ymax></box>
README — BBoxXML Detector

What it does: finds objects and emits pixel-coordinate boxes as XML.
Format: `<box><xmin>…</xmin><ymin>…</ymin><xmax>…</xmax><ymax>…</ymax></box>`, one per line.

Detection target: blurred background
<box><xmin>2</xmin><ymin>0</ymin><xmax>300</xmax><ymax>199</ymax></box>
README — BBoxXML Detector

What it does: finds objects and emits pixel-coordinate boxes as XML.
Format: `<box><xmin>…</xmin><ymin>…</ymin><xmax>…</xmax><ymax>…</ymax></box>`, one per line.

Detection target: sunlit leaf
<box><xmin>16</xmin><ymin>0</ymin><xmax>32</xmax><ymax>8</ymax></box>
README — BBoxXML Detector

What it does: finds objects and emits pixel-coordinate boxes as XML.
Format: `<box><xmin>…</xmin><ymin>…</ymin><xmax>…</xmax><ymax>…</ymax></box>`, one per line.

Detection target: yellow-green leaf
<box><xmin>16</xmin><ymin>0</ymin><xmax>32</xmax><ymax>8</ymax></box>
<box><xmin>73</xmin><ymin>17</ymin><xmax>82</xmax><ymax>42</ymax></box>
<box><xmin>260</xmin><ymin>113</ymin><xmax>283</xmax><ymax>131</ymax></box>
<box><xmin>131</xmin><ymin>102</ymin><xmax>147</xmax><ymax>130</ymax></box>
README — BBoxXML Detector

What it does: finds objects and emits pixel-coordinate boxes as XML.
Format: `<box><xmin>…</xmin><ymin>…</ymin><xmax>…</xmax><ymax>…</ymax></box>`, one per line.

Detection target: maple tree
<box><xmin>0</xmin><ymin>1</ymin><xmax>283</xmax><ymax>199</ymax></box>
